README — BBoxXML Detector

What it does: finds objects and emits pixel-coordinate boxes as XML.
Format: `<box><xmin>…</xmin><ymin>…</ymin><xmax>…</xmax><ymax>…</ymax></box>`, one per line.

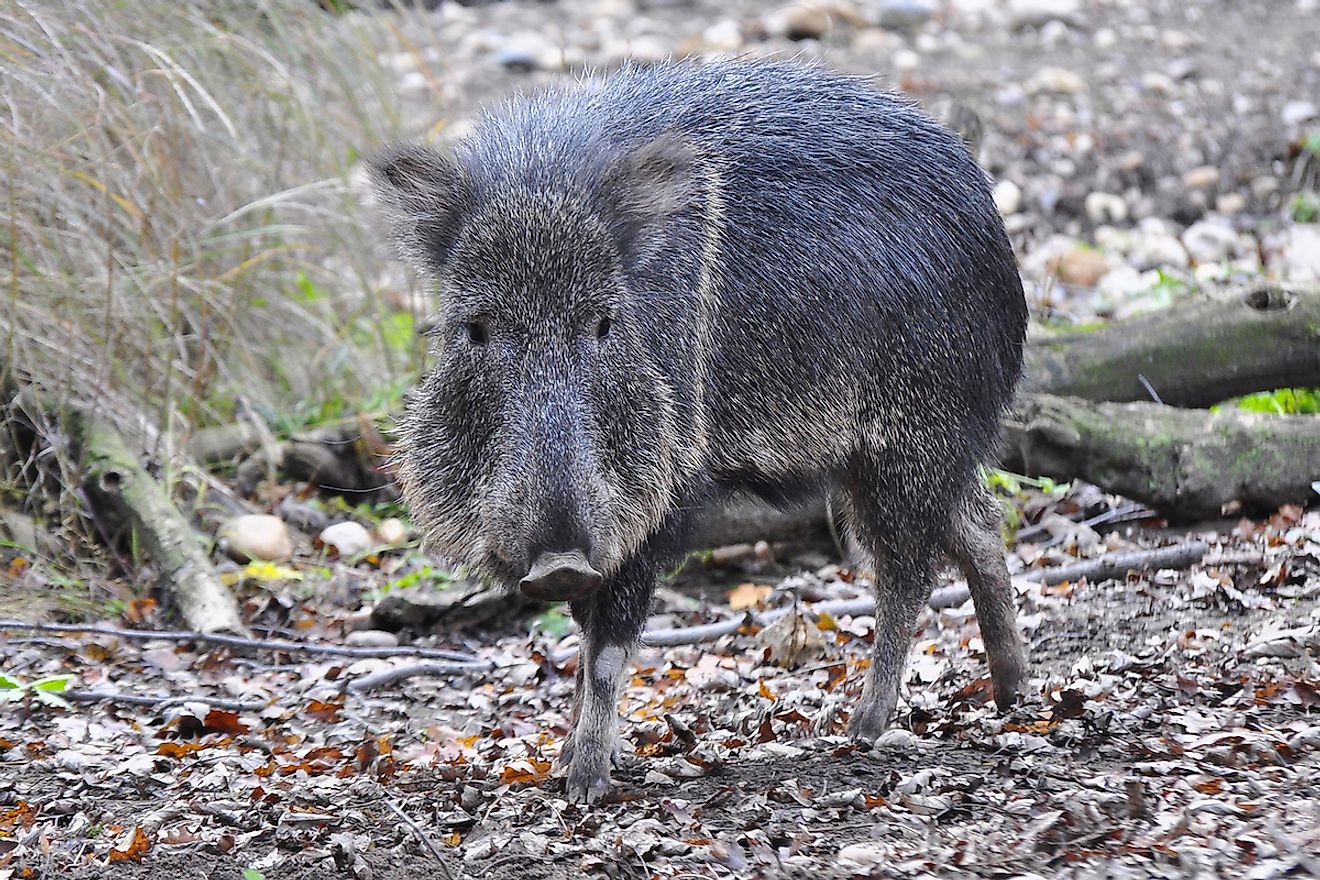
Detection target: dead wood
<box><xmin>78</xmin><ymin>416</ymin><xmax>247</xmax><ymax>635</ymax></box>
<box><xmin>1003</xmin><ymin>394</ymin><xmax>1320</xmax><ymax>519</ymax></box>
<box><xmin>0</xmin><ymin>618</ymin><xmax>483</xmax><ymax>662</ymax></box>
<box><xmin>636</xmin><ymin>539</ymin><xmax>1208</xmax><ymax>651</ymax></box>
<box><xmin>1022</xmin><ymin>285</ymin><xmax>1320</xmax><ymax>407</ymax></box>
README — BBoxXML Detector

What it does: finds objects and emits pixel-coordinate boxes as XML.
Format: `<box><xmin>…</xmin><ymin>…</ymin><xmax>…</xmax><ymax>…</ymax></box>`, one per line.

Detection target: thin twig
<box><xmin>384</xmin><ymin>797</ymin><xmax>455</xmax><ymax>880</ymax></box>
<box><xmin>343</xmin><ymin>659</ymin><xmax>497</xmax><ymax>693</ymax></box>
<box><xmin>634</xmin><ymin>539</ymin><xmax>1212</xmax><ymax>651</ymax></box>
<box><xmin>0</xmin><ymin>620</ymin><xmax>480</xmax><ymax>662</ymax></box>
<box><xmin>60</xmin><ymin>689</ymin><xmax>267</xmax><ymax>712</ymax></box>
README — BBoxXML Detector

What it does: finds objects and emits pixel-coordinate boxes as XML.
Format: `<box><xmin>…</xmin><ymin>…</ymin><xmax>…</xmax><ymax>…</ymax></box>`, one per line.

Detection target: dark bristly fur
<box><xmin>369</xmin><ymin>60</ymin><xmax>1030</xmax><ymax>803</ymax></box>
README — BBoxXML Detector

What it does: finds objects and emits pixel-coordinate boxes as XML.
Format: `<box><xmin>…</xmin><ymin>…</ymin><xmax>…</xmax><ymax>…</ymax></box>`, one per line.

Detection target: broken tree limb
<box><xmin>0</xmin><ymin>619</ymin><xmax>483</xmax><ymax>662</ymax></box>
<box><xmin>637</xmin><ymin>539</ymin><xmax>1211</xmax><ymax>651</ymax></box>
<box><xmin>60</xmin><ymin>689</ymin><xmax>268</xmax><ymax>712</ymax></box>
<box><xmin>1003</xmin><ymin>394</ymin><xmax>1320</xmax><ymax>520</ymax></box>
<box><xmin>77</xmin><ymin>416</ymin><xmax>247</xmax><ymax>635</ymax></box>
<box><xmin>1022</xmin><ymin>285</ymin><xmax>1320</xmax><ymax>407</ymax></box>
<box><xmin>925</xmin><ymin>539</ymin><xmax>1210</xmax><ymax>609</ymax></box>
<box><xmin>343</xmin><ymin>658</ymin><xmax>499</xmax><ymax>693</ymax></box>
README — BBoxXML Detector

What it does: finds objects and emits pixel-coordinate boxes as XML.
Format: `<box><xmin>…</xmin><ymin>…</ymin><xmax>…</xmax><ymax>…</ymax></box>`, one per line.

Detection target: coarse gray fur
<box><xmin>369</xmin><ymin>59</ymin><xmax>1029</xmax><ymax>803</ymax></box>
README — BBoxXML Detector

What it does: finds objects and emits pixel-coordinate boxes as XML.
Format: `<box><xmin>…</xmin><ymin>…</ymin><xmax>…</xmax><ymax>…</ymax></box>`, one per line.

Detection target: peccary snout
<box><xmin>519</xmin><ymin>550</ymin><xmax>604</xmax><ymax>601</ymax></box>
<box><xmin>503</xmin><ymin>380</ymin><xmax>610</xmax><ymax>600</ymax></box>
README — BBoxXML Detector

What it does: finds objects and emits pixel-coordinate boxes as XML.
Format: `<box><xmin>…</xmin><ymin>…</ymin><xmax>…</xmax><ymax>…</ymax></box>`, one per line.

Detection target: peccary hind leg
<box><xmin>559</xmin><ymin>561</ymin><xmax>656</xmax><ymax>803</ymax></box>
<box><xmin>847</xmin><ymin>535</ymin><xmax>938</xmax><ymax>742</ymax></box>
<box><xmin>844</xmin><ymin>470</ymin><xmax>941</xmax><ymax>743</ymax></box>
<box><xmin>945</xmin><ymin>481</ymin><xmax>1027</xmax><ymax>710</ymax></box>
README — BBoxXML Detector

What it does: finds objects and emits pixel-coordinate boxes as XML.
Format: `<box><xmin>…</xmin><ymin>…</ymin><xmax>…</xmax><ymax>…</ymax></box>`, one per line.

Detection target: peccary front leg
<box><xmin>558</xmin><ymin>562</ymin><xmax>655</xmax><ymax>803</ymax></box>
<box><xmin>945</xmin><ymin>481</ymin><xmax>1027</xmax><ymax>710</ymax></box>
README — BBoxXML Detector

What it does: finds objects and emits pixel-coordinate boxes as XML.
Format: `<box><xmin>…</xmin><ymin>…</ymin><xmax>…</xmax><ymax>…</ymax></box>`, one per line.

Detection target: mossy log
<box><xmin>79</xmin><ymin>417</ymin><xmax>246</xmax><ymax>634</ymax></box>
<box><xmin>1023</xmin><ymin>286</ymin><xmax>1320</xmax><ymax>407</ymax></box>
<box><xmin>1003</xmin><ymin>394</ymin><xmax>1320</xmax><ymax>520</ymax></box>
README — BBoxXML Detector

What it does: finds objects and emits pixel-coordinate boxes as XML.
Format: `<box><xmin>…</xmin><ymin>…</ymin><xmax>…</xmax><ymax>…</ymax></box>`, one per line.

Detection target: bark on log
<box><xmin>1022</xmin><ymin>286</ymin><xmax>1320</xmax><ymax>407</ymax></box>
<box><xmin>78</xmin><ymin>416</ymin><xmax>246</xmax><ymax>635</ymax></box>
<box><xmin>1004</xmin><ymin>394</ymin><xmax>1320</xmax><ymax>519</ymax></box>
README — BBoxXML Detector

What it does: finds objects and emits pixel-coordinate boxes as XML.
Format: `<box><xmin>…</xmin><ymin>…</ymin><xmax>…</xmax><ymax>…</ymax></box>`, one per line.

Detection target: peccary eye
<box><xmin>465</xmin><ymin>321</ymin><xmax>488</xmax><ymax>346</ymax></box>
<box><xmin>595</xmin><ymin>316</ymin><xmax>612</xmax><ymax>339</ymax></box>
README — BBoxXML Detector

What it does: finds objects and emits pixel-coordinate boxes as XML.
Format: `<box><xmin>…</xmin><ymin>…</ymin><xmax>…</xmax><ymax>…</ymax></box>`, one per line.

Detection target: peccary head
<box><xmin>369</xmin><ymin>135</ymin><xmax>704</xmax><ymax>601</ymax></box>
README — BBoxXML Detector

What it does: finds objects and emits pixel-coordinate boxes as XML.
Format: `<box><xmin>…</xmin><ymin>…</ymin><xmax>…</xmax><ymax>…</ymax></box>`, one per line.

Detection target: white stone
<box><xmin>1140</xmin><ymin>71</ymin><xmax>1176</xmax><ymax>96</ymax></box>
<box><xmin>1008</xmin><ymin>0</ymin><xmax>1083</xmax><ymax>28</ymax></box>
<box><xmin>894</xmin><ymin>49</ymin><xmax>921</xmax><ymax>71</ymax></box>
<box><xmin>344</xmin><ymin>630</ymin><xmax>399</xmax><ymax>648</ymax></box>
<box><xmin>1282</xmin><ymin>100</ymin><xmax>1318</xmax><ymax>127</ymax></box>
<box><xmin>373</xmin><ymin>518</ymin><xmax>408</xmax><ymax>546</ymax></box>
<box><xmin>218</xmin><ymin>515</ymin><xmax>293</xmax><ymax>563</ymax></box>
<box><xmin>992</xmin><ymin>179</ymin><xmax>1023</xmax><ymax>215</ymax></box>
<box><xmin>838</xmin><ymin>843</ymin><xmax>888</xmax><ymax>867</ymax></box>
<box><xmin>1181</xmin><ymin>165</ymin><xmax>1221</xmax><ymax>190</ymax></box>
<box><xmin>1264</xmin><ymin>224</ymin><xmax>1320</xmax><ymax>281</ymax></box>
<box><xmin>701</xmin><ymin>19</ymin><xmax>744</xmax><ymax>53</ymax></box>
<box><xmin>1129</xmin><ymin>228</ymin><xmax>1189</xmax><ymax>270</ymax></box>
<box><xmin>1084</xmin><ymin>192</ymin><xmax>1128</xmax><ymax>225</ymax></box>
<box><xmin>319</xmin><ymin>521</ymin><xmax>373</xmax><ymax>557</ymax></box>
<box><xmin>1181</xmin><ymin>219</ymin><xmax>1243</xmax><ymax>265</ymax></box>
<box><xmin>1026</xmin><ymin>66</ymin><xmax>1086</xmax><ymax>95</ymax></box>
<box><xmin>874</xmin><ymin>728</ymin><xmax>919</xmax><ymax>751</ymax></box>
<box><xmin>1215</xmin><ymin>193</ymin><xmax>1247</xmax><ymax>214</ymax></box>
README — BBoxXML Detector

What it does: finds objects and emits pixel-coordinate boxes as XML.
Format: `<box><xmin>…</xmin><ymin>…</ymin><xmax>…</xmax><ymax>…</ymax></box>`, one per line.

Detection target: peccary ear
<box><xmin>367</xmin><ymin>144</ymin><xmax>472</xmax><ymax>274</ymax></box>
<box><xmin>604</xmin><ymin>133</ymin><xmax>703</xmax><ymax>265</ymax></box>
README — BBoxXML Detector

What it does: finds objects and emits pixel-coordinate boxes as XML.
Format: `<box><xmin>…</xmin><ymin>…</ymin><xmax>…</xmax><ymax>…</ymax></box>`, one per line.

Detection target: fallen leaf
<box><xmin>728</xmin><ymin>583</ymin><xmax>772</xmax><ymax>610</ymax></box>
<box><xmin>108</xmin><ymin>826</ymin><xmax>151</xmax><ymax>863</ymax></box>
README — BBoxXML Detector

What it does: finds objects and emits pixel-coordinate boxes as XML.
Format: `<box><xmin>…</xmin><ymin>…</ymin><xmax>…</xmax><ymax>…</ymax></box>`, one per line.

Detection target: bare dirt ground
<box><xmin>3</xmin><ymin>0</ymin><xmax>1320</xmax><ymax>878</ymax></box>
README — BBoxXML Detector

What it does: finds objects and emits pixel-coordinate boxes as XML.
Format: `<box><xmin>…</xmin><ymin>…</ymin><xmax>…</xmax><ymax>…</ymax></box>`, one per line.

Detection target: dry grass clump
<box><xmin>0</xmin><ymin>0</ymin><xmax>448</xmax><ymax>599</ymax></box>
<box><xmin>1</xmin><ymin>0</ymin><xmax>427</xmax><ymax>444</ymax></box>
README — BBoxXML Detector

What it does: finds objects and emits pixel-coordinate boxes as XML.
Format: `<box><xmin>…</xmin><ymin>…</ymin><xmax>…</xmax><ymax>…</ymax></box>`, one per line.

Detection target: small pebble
<box><xmin>1026</xmin><ymin>65</ymin><xmax>1085</xmax><ymax>95</ymax></box>
<box><xmin>993</xmin><ymin>179</ymin><xmax>1023</xmax><ymax>216</ymax></box>
<box><xmin>373</xmin><ymin>517</ymin><xmax>409</xmax><ymax>546</ymax></box>
<box><xmin>763</xmin><ymin>4</ymin><xmax>832</xmax><ymax>40</ymax></box>
<box><xmin>319</xmin><ymin>521</ymin><xmax>373</xmax><ymax>557</ymax></box>
<box><xmin>344</xmin><ymin>630</ymin><xmax>400</xmax><ymax>649</ymax></box>
<box><xmin>1084</xmin><ymin>192</ymin><xmax>1128</xmax><ymax>225</ymax></box>
<box><xmin>1181</xmin><ymin>165</ymin><xmax>1221</xmax><ymax>190</ymax></box>
<box><xmin>217</xmin><ymin>515</ymin><xmax>293</xmax><ymax>563</ymax></box>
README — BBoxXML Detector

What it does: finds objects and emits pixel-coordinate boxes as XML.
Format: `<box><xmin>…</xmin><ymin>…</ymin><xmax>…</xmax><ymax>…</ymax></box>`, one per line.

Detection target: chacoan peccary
<box><xmin>369</xmin><ymin>60</ymin><xmax>1028</xmax><ymax>803</ymax></box>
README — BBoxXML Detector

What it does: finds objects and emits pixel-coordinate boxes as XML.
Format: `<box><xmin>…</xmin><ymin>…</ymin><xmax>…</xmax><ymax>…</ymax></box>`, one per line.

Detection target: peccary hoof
<box><xmin>519</xmin><ymin>550</ymin><xmax>603</xmax><ymax>601</ymax></box>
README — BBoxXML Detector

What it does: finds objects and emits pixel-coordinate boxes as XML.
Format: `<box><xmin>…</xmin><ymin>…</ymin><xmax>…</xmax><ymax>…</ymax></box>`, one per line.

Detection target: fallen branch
<box><xmin>643</xmin><ymin>540</ymin><xmax>1211</xmax><ymax>649</ymax></box>
<box><xmin>384</xmin><ymin>798</ymin><xmax>456</xmax><ymax>880</ymax></box>
<box><xmin>1022</xmin><ymin>285</ymin><xmax>1320</xmax><ymax>408</ymax></box>
<box><xmin>0</xmin><ymin>620</ymin><xmax>481</xmax><ymax>662</ymax></box>
<box><xmin>78</xmin><ymin>416</ymin><xmax>246</xmax><ymax>635</ymax></box>
<box><xmin>343</xmin><ymin>659</ymin><xmax>498</xmax><ymax>693</ymax></box>
<box><xmin>60</xmin><ymin>689</ymin><xmax>267</xmax><ymax>712</ymax></box>
<box><xmin>1004</xmin><ymin>394</ymin><xmax>1320</xmax><ymax>519</ymax></box>
<box><xmin>348</xmin><ymin>541</ymin><xmax>1213</xmax><ymax>674</ymax></box>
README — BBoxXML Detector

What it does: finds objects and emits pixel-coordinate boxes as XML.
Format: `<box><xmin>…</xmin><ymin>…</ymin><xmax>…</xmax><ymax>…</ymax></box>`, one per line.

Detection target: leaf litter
<box><xmin>1</xmin><ymin>500</ymin><xmax>1318</xmax><ymax>880</ymax></box>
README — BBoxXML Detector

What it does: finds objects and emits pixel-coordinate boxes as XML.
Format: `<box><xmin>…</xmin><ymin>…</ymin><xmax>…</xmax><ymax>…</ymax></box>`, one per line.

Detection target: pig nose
<box><xmin>519</xmin><ymin>549</ymin><xmax>603</xmax><ymax>601</ymax></box>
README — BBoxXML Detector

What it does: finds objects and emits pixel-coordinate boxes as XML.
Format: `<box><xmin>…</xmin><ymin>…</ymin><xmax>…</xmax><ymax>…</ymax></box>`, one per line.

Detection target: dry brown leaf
<box><xmin>204</xmin><ymin>708</ymin><xmax>250</xmax><ymax>735</ymax></box>
<box><xmin>728</xmin><ymin>582</ymin><xmax>772</xmax><ymax>610</ymax></box>
<box><xmin>108</xmin><ymin>826</ymin><xmax>151</xmax><ymax>863</ymax></box>
<box><xmin>498</xmin><ymin>759</ymin><xmax>552</xmax><ymax>786</ymax></box>
<box><xmin>305</xmin><ymin>698</ymin><xmax>344</xmax><ymax>722</ymax></box>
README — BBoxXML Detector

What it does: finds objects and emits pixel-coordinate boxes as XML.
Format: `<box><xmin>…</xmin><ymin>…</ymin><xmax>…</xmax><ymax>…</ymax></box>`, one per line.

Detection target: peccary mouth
<box><xmin>518</xmin><ymin>550</ymin><xmax>604</xmax><ymax>601</ymax></box>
